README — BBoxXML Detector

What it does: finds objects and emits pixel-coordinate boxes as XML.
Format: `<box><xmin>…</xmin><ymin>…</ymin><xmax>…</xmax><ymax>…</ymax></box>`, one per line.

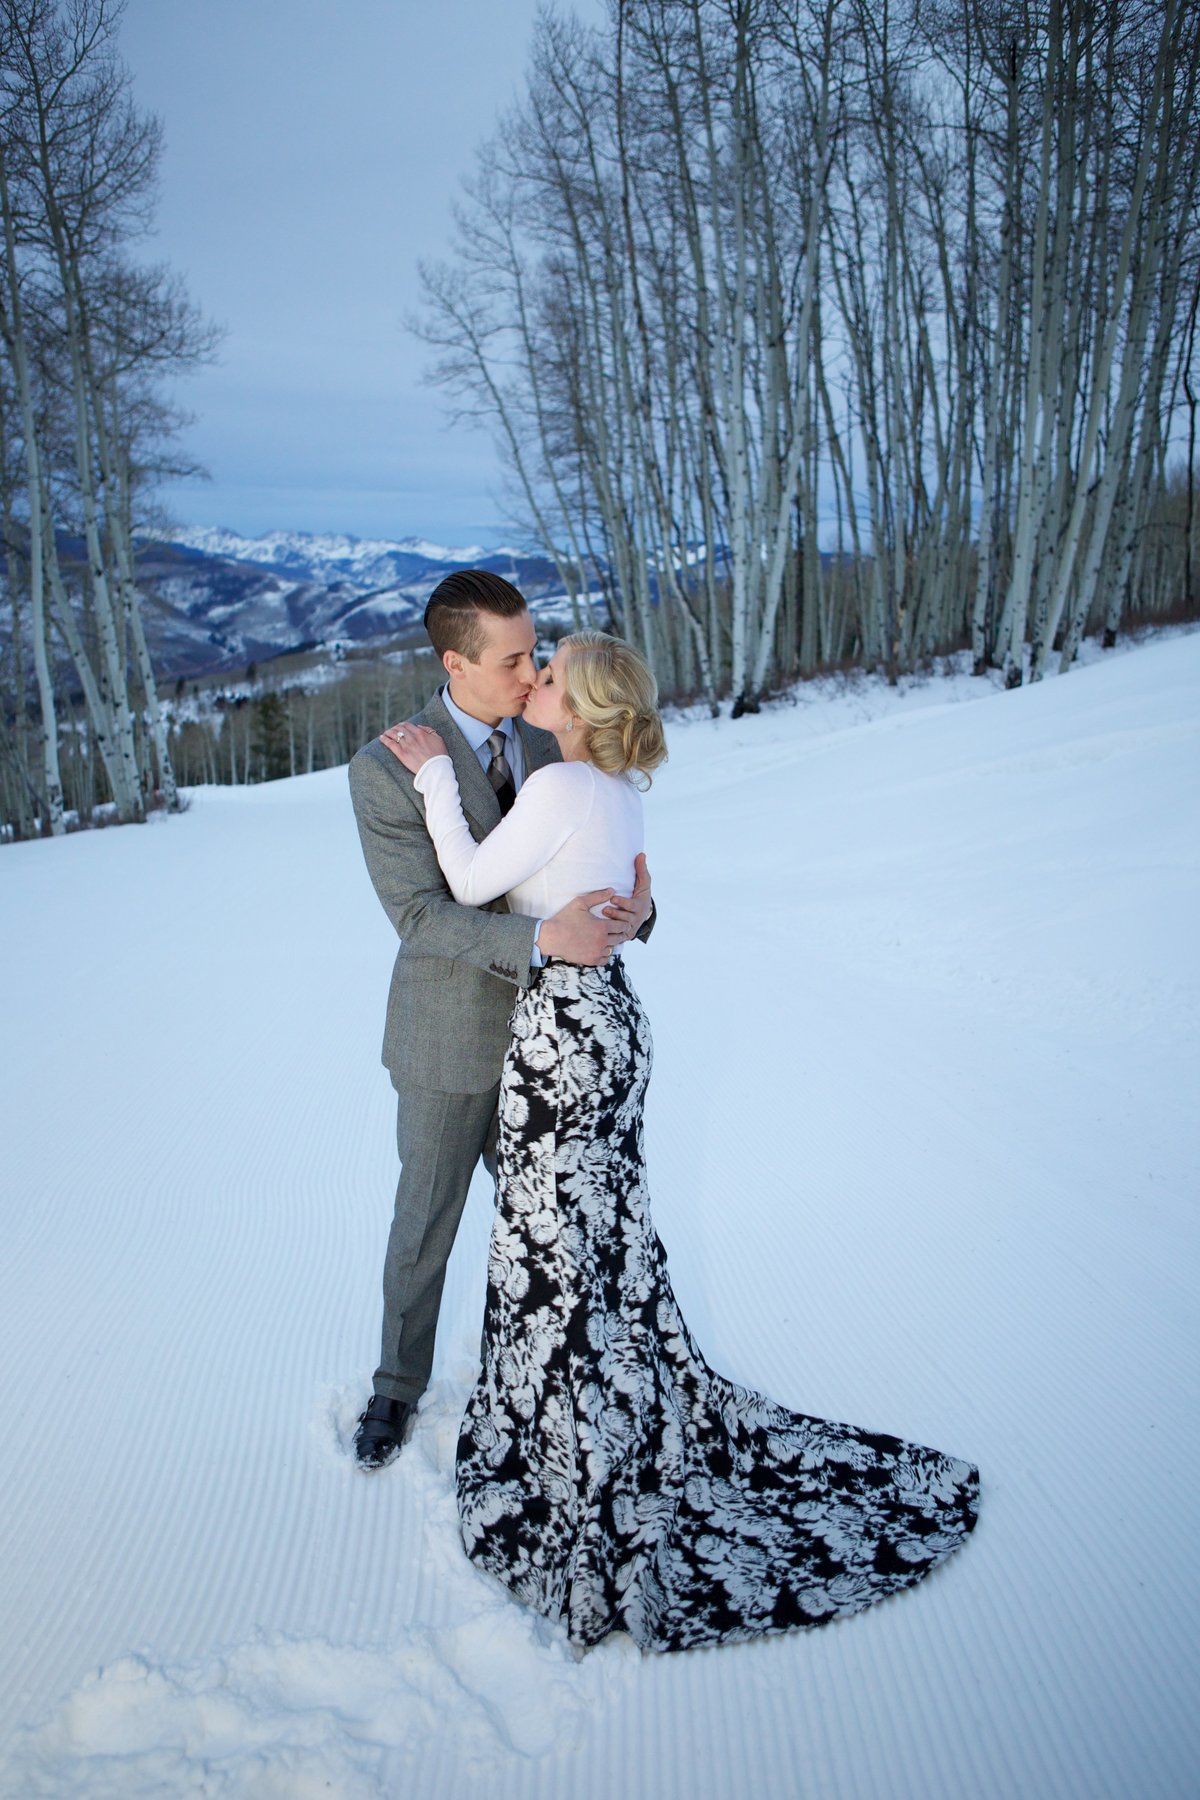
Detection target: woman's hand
<box><xmin>602</xmin><ymin>852</ymin><xmax>653</xmax><ymax>942</ymax></box>
<box><xmin>380</xmin><ymin>721</ymin><xmax>448</xmax><ymax>773</ymax></box>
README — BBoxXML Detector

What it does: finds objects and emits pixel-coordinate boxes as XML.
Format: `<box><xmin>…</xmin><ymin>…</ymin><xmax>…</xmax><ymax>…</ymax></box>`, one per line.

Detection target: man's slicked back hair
<box><xmin>424</xmin><ymin>569</ymin><xmax>529</xmax><ymax>663</ymax></box>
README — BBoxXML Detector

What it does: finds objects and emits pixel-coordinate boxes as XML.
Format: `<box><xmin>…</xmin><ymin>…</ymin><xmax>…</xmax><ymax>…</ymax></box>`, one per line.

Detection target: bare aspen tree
<box><xmin>409</xmin><ymin>0</ymin><xmax>1195</xmax><ymax>710</ymax></box>
<box><xmin>1039</xmin><ymin>0</ymin><xmax>1199</xmax><ymax>675</ymax></box>
<box><xmin>0</xmin><ymin>132</ymin><xmax>61</xmax><ymax>828</ymax></box>
<box><xmin>0</xmin><ymin>0</ymin><xmax>215</xmax><ymax>838</ymax></box>
<box><xmin>8</xmin><ymin>0</ymin><xmax>148</xmax><ymax>815</ymax></box>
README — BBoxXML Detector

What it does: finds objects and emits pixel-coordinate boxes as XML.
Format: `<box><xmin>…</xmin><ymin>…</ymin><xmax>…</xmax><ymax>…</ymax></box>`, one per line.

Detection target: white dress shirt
<box><xmin>441</xmin><ymin>686</ymin><xmax>526</xmax><ymax>787</ymax></box>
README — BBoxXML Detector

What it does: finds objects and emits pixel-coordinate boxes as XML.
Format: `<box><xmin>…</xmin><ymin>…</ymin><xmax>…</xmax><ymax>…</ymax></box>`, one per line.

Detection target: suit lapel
<box><xmin>416</xmin><ymin>691</ymin><xmax>560</xmax><ymax>834</ymax></box>
<box><xmin>420</xmin><ymin>690</ymin><xmax>501</xmax><ymax>840</ymax></box>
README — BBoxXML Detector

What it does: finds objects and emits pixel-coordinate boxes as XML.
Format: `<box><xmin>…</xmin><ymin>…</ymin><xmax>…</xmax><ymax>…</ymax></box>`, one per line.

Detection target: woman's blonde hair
<box><xmin>559</xmin><ymin>630</ymin><xmax>667</xmax><ymax>784</ymax></box>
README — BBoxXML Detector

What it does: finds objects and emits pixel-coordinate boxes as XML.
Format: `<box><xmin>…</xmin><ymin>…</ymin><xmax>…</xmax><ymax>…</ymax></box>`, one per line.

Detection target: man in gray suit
<box><xmin>348</xmin><ymin>569</ymin><xmax>653</xmax><ymax>1467</ymax></box>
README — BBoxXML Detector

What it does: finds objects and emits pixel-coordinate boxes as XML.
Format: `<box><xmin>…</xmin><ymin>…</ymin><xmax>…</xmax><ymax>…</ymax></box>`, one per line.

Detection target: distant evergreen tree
<box><xmin>253</xmin><ymin>692</ymin><xmax>290</xmax><ymax>782</ymax></box>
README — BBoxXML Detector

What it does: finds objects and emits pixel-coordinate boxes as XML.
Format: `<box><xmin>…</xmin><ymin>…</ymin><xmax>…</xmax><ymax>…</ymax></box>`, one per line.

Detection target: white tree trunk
<box><xmin>0</xmin><ymin>146</ymin><xmax>63</xmax><ymax>834</ymax></box>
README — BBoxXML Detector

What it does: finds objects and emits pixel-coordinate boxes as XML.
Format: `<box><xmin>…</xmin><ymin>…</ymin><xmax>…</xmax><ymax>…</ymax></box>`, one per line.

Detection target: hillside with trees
<box><xmin>3</xmin><ymin>0</ymin><xmax>1198</xmax><ymax>841</ymax></box>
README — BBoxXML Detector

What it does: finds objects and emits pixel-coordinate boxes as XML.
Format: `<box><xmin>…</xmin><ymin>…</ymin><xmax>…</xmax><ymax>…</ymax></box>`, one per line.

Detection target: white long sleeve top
<box><xmin>412</xmin><ymin>754</ymin><xmax>644</xmax><ymax>925</ymax></box>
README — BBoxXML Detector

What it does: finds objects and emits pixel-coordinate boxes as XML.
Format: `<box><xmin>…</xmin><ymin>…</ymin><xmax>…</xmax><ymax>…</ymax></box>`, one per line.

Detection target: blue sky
<box><xmin>119</xmin><ymin>0</ymin><xmax>592</xmax><ymax>545</ymax></box>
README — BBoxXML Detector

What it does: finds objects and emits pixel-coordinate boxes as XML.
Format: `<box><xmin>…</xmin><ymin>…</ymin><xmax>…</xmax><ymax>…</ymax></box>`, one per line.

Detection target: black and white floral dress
<box><xmin>455</xmin><ymin>956</ymin><xmax>979</xmax><ymax>1653</ymax></box>
<box><xmin>412</xmin><ymin>751</ymin><xmax>980</xmax><ymax>1654</ymax></box>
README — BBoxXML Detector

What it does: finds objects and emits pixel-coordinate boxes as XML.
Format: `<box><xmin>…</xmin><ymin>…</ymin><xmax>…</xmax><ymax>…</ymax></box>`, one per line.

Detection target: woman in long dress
<box><xmin>383</xmin><ymin>631</ymin><xmax>979</xmax><ymax>1654</ymax></box>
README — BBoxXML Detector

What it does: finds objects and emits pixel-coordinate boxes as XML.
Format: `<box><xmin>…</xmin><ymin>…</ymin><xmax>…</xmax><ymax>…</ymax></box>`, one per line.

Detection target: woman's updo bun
<box><xmin>559</xmin><ymin>631</ymin><xmax>667</xmax><ymax>785</ymax></box>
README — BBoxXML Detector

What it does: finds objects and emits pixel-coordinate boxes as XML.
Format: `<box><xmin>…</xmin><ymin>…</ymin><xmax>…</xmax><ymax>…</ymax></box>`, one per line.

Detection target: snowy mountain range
<box><xmin>133</xmin><ymin>529</ymin><xmax>589</xmax><ymax>681</ymax></box>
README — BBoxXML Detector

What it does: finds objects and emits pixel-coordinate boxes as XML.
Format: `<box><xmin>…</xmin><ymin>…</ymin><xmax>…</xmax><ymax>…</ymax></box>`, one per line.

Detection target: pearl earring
<box><xmin>566</xmin><ymin>719</ymin><xmax>574</xmax><ymax>732</ymax></box>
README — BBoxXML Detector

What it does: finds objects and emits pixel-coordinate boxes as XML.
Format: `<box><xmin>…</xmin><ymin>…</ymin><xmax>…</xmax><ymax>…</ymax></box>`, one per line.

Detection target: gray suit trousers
<box><xmin>373</xmin><ymin>1080</ymin><xmax>500</xmax><ymax>1404</ymax></box>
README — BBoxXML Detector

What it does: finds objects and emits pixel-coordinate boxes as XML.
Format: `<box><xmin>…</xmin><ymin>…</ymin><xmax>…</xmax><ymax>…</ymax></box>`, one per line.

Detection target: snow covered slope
<box><xmin>0</xmin><ymin>632</ymin><xmax>1196</xmax><ymax>1798</ymax></box>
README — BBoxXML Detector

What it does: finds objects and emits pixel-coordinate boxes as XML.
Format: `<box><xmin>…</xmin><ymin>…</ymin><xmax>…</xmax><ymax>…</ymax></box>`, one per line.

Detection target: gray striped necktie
<box><xmin>486</xmin><ymin>729</ymin><xmax>517</xmax><ymax>815</ymax></box>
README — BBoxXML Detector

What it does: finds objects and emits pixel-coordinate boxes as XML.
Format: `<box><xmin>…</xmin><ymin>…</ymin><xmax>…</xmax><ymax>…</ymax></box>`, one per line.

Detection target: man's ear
<box><xmin>441</xmin><ymin>648</ymin><xmax>461</xmax><ymax>680</ymax></box>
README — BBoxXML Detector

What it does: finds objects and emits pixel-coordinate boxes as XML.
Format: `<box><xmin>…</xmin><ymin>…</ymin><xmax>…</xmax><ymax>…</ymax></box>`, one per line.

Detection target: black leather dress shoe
<box><xmin>353</xmin><ymin>1394</ymin><xmax>414</xmax><ymax>1469</ymax></box>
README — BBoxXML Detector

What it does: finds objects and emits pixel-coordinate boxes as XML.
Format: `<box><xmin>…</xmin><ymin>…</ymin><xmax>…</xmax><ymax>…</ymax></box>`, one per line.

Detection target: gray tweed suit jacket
<box><xmin>348</xmin><ymin>689</ymin><xmax>562</xmax><ymax>1094</ymax></box>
